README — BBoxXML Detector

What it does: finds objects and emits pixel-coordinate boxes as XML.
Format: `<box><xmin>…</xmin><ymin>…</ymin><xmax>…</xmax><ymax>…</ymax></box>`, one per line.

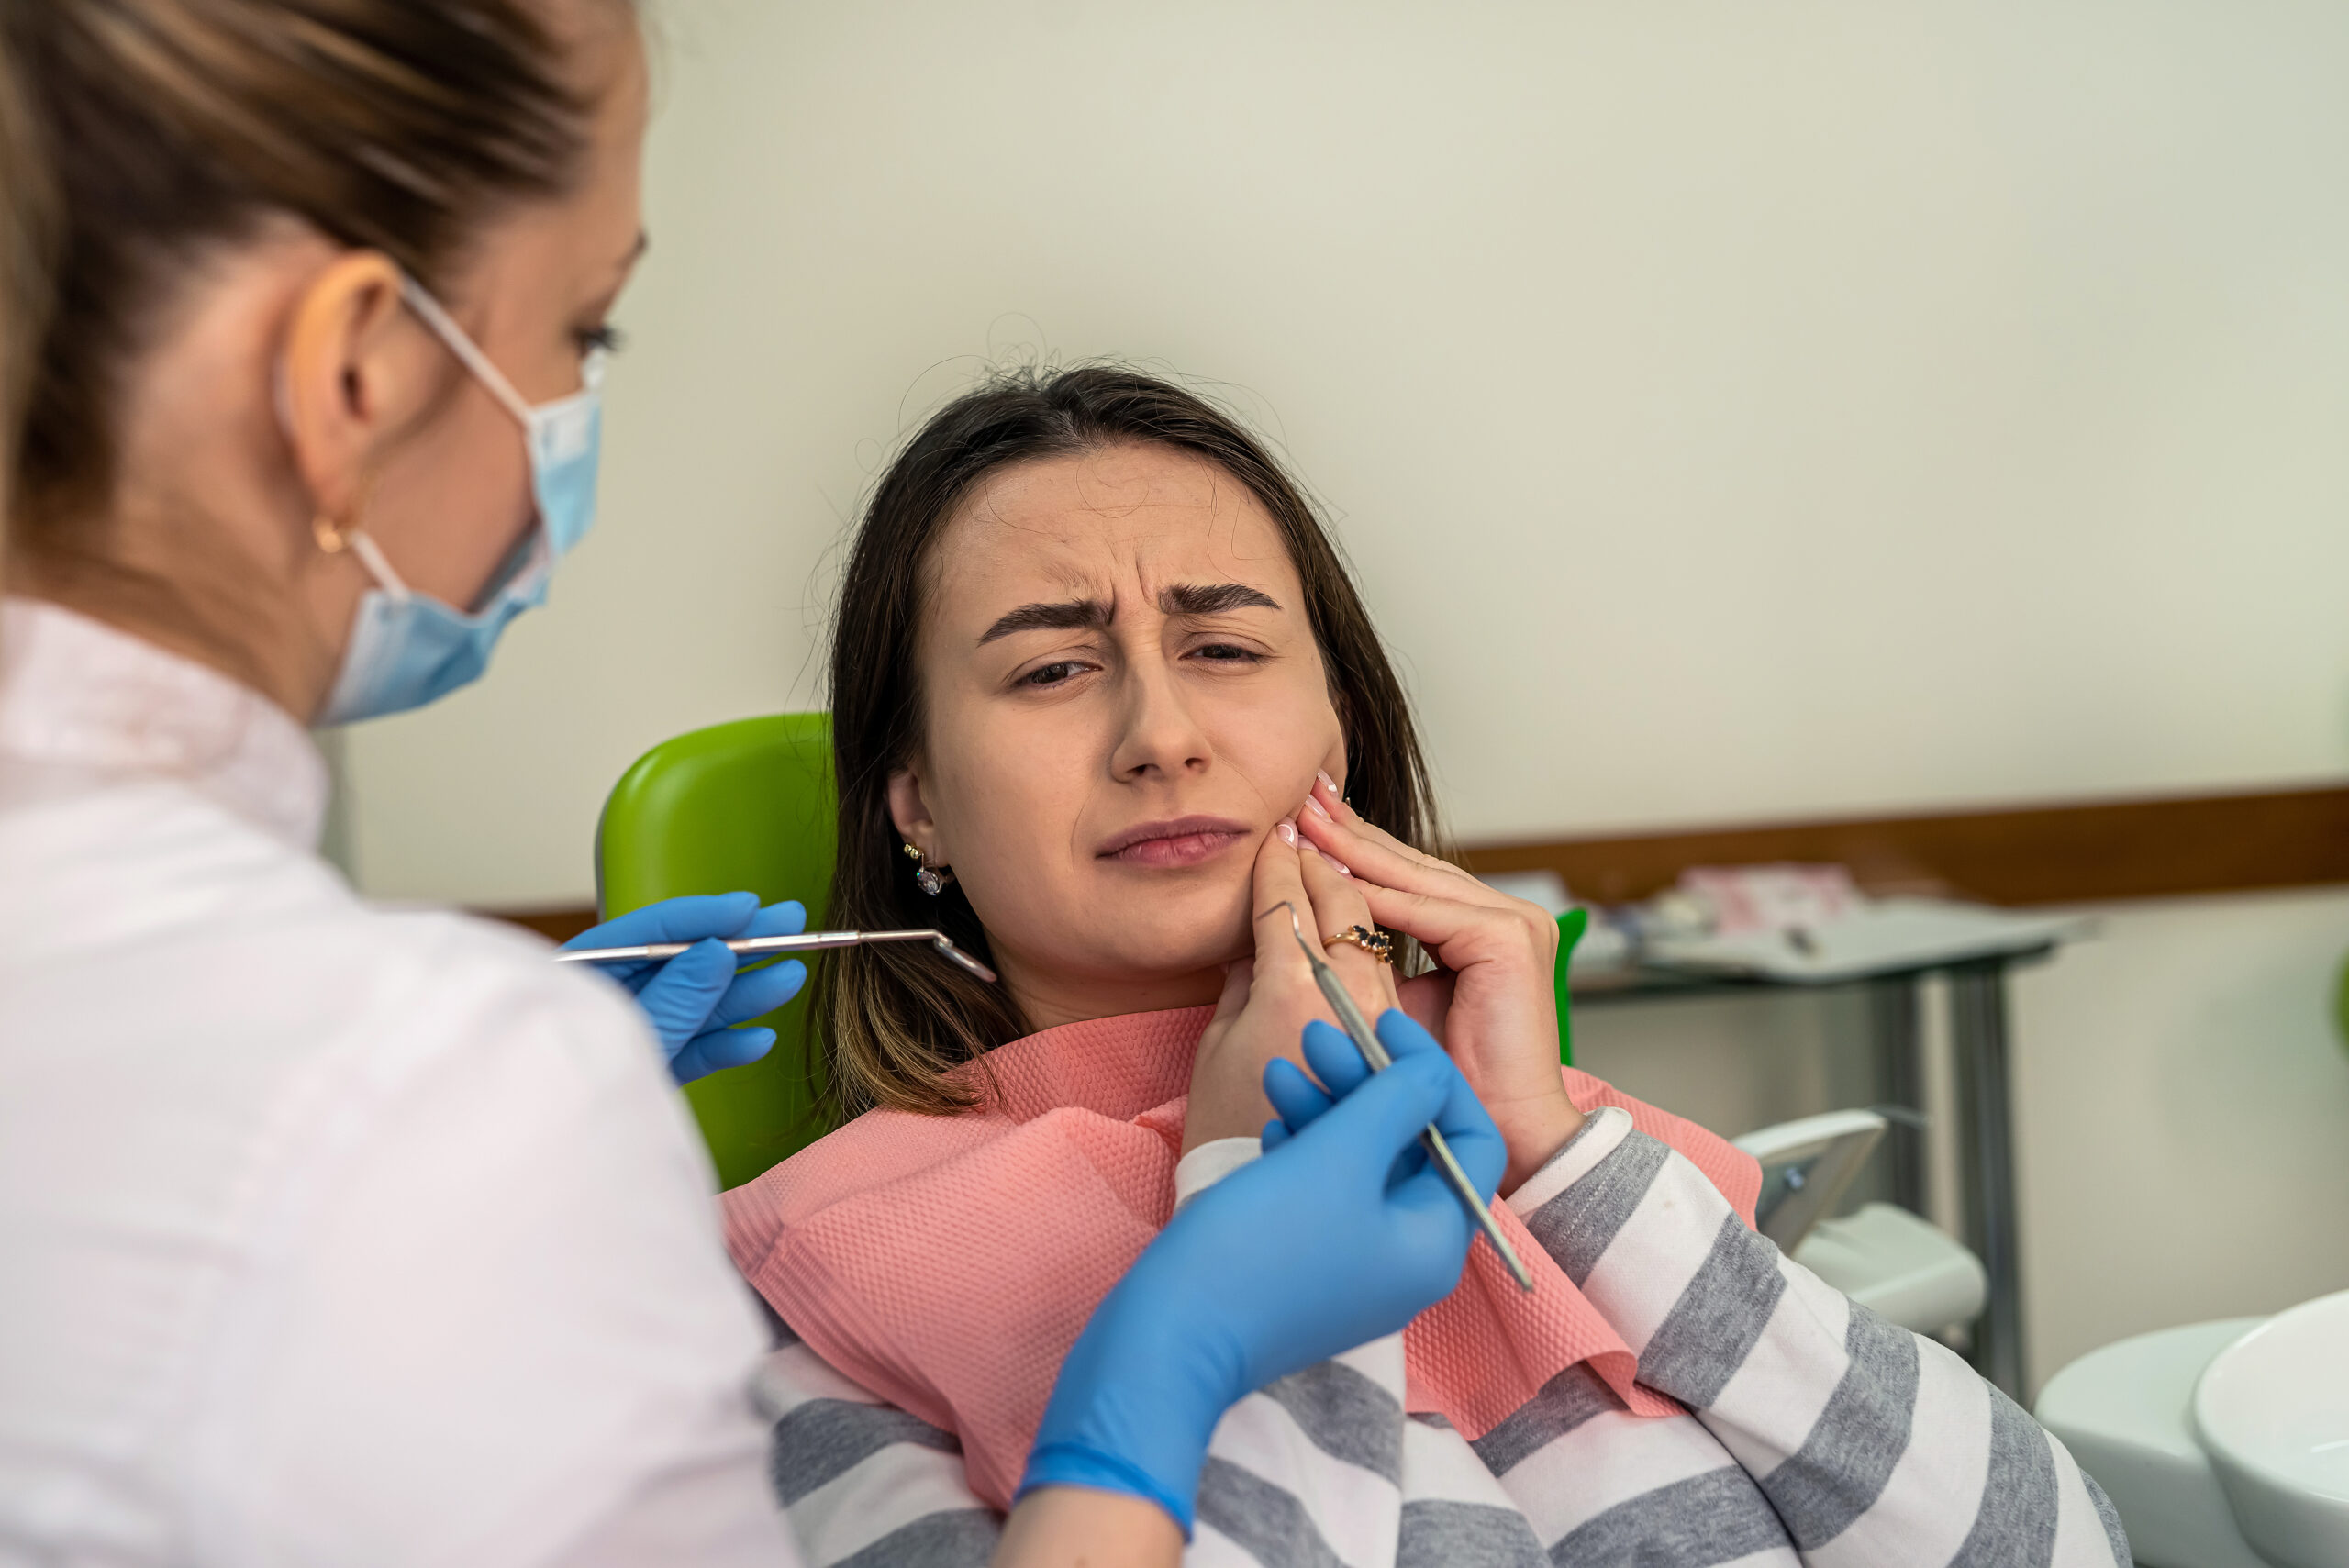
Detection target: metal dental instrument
<box><xmin>553</xmin><ymin>928</ymin><xmax>998</xmax><ymax>983</ymax></box>
<box><xmin>1266</xmin><ymin>901</ymin><xmax>1535</xmax><ymax>1293</ymax></box>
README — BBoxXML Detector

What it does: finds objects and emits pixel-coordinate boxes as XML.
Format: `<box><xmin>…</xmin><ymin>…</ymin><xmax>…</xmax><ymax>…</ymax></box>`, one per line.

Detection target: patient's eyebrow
<box><xmin>977</xmin><ymin>598</ymin><xmax>1112</xmax><ymax>645</ymax></box>
<box><xmin>977</xmin><ymin>584</ymin><xmax>1278</xmax><ymax>644</ymax></box>
<box><xmin>1160</xmin><ymin>582</ymin><xmax>1281</xmax><ymax>617</ymax></box>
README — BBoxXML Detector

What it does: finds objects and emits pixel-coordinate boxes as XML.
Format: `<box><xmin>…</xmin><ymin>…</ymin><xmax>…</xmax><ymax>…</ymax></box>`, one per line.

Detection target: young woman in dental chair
<box><xmin>728</xmin><ymin>365</ymin><xmax>2136</xmax><ymax>1568</ymax></box>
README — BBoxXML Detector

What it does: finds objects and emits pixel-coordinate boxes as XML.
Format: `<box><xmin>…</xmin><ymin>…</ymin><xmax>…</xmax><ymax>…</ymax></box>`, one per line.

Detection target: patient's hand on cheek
<box><xmin>1295</xmin><ymin>773</ymin><xmax>1584</xmax><ymax>1191</ymax></box>
<box><xmin>1181</xmin><ymin>823</ymin><xmax>1399</xmax><ymax>1154</ymax></box>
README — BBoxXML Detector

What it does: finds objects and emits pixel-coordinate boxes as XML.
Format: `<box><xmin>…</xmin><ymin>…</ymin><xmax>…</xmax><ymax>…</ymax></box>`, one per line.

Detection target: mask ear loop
<box><xmin>311</xmin><ymin>472</ymin><xmax>410</xmax><ymax>603</ymax></box>
<box><xmin>397</xmin><ymin>274</ymin><xmax>537</xmax><ymax>428</ymax></box>
<box><xmin>322</xmin><ymin>274</ymin><xmax>584</xmax><ymax>606</ymax></box>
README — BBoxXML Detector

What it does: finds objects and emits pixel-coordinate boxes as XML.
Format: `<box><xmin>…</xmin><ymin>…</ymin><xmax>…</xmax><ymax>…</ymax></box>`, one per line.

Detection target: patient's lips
<box><xmin>1097</xmin><ymin>815</ymin><xmax>1252</xmax><ymax>869</ymax></box>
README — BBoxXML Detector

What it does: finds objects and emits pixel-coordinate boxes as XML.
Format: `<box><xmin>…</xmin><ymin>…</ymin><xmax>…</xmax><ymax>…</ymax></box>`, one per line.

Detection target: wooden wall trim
<box><xmin>1457</xmin><ymin>783</ymin><xmax>2349</xmax><ymax>907</ymax></box>
<box><xmin>483</xmin><ymin>782</ymin><xmax>2349</xmax><ymax>936</ymax></box>
<box><xmin>493</xmin><ymin>906</ymin><xmax>601</xmax><ymax>944</ymax></box>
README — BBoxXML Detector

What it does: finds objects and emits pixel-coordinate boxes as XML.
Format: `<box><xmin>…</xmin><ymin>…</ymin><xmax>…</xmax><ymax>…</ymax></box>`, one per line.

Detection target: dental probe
<box><xmin>553</xmin><ymin>928</ymin><xmax>998</xmax><ymax>983</ymax></box>
<box><xmin>1266</xmin><ymin>902</ymin><xmax>1535</xmax><ymax>1293</ymax></box>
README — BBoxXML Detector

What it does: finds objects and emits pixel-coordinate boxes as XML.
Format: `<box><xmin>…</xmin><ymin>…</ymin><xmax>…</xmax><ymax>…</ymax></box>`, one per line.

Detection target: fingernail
<box><xmin>1275</xmin><ymin>818</ymin><xmax>1298</xmax><ymax>847</ymax></box>
<box><xmin>1303</xmin><ymin>792</ymin><xmax>1330</xmax><ymax>820</ymax></box>
<box><xmin>1316</xmin><ymin>769</ymin><xmax>1339</xmax><ymax>797</ymax></box>
<box><xmin>1318</xmin><ymin>848</ymin><xmax>1352</xmax><ymax>876</ymax></box>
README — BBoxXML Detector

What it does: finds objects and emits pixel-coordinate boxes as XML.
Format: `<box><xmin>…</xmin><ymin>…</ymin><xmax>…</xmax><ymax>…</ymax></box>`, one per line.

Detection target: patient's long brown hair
<box><xmin>819</xmin><ymin>364</ymin><xmax>1440</xmax><ymax>1119</ymax></box>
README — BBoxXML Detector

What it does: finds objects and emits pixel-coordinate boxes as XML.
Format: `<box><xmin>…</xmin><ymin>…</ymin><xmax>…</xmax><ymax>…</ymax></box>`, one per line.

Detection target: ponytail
<box><xmin>1</xmin><ymin>0</ymin><xmax>616</xmax><ymax>560</ymax></box>
<box><xmin>0</xmin><ymin>20</ymin><xmax>54</xmax><ymax>585</ymax></box>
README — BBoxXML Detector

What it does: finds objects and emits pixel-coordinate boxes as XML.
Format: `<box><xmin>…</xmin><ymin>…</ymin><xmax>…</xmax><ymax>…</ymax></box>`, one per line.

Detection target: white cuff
<box><xmin>1505</xmin><ymin>1106</ymin><xmax>1634</xmax><ymax>1218</ymax></box>
<box><xmin>1174</xmin><ymin>1136</ymin><xmax>1261</xmax><ymax>1209</ymax></box>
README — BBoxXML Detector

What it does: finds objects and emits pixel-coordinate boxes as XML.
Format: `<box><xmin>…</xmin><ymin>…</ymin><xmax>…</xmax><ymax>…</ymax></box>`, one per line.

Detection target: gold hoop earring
<box><xmin>311</xmin><ymin>472</ymin><xmax>378</xmax><ymax>558</ymax></box>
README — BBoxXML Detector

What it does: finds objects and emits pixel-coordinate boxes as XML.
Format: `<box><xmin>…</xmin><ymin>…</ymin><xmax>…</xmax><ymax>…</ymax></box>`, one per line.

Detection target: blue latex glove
<box><xmin>1019</xmin><ymin>1009</ymin><xmax>1506</xmax><ymax>1533</ymax></box>
<box><xmin>560</xmin><ymin>893</ymin><xmax>807</xmax><ymax>1084</ymax></box>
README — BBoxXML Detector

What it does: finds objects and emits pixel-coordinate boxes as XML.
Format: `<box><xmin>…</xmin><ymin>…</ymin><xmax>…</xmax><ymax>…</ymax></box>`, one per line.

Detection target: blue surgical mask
<box><xmin>315</xmin><ymin>276</ymin><xmax>607</xmax><ymax>726</ymax></box>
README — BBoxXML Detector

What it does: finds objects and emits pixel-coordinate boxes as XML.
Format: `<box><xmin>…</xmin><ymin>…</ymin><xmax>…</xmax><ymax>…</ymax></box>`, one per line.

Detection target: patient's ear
<box><xmin>886</xmin><ymin>767</ymin><xmax>942</xmax><ymax>862</ymax></box>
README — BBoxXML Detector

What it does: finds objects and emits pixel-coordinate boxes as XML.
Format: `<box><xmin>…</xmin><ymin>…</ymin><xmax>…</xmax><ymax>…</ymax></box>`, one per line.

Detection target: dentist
<box><xmin>0</xmin><ymin>4</ymin><xmax>1501</xmax><ymax>1566</ymax></box>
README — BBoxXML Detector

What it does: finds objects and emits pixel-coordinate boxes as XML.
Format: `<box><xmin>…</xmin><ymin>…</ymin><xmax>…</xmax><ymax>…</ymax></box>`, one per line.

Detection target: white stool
<box><xmin>1735</xmin><ymin>1109</ymin><xmax>1988</xmax><ymax>1337</ymax></box>
<box><xmin>1793</xmin><ymin>1201</ymin><xmax>1987</xmax><ymax>1335</ymax></box>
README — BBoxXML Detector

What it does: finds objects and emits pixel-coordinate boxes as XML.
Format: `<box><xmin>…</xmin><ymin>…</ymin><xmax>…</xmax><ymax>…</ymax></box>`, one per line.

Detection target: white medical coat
<box><xmin>0</xmin><ymin>599</ymin><xmax>800</xmax><ymax>1567</ymax></box>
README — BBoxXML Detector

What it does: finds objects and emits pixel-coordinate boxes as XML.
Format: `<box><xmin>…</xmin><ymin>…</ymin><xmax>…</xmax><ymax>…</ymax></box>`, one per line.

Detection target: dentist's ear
<box><xmin>275</xmin><ymin>250</ymin><xmax>445</xmax><ymax>533</ymax></box>
<box><xmin>885</xmin><ymin>764</ymin><xmax>943</xmax><ymax>864</ymax></box>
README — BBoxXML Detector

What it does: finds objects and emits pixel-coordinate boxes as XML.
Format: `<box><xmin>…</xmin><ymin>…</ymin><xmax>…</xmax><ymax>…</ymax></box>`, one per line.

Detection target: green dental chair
<box><xmin>596</xmin><ymin>712</ymin><xmax>838</xmax><ymax>1189</ymax></box>
<box><xmin>596</xmin><ymin>708</ymin><xmax>1585</xmax><ymax>1187</ymax></box>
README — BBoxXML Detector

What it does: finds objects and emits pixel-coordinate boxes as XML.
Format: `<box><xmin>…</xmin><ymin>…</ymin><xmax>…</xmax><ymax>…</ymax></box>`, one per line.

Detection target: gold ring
<box><xmin>1323</xmin><ymin>925</ymin><xmax>1395</xmax><ymax>964</ymax></box>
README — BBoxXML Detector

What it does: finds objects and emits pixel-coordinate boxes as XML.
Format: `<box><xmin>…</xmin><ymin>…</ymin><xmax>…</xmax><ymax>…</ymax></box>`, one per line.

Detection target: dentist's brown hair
<box><xmin>1</xmin><ymin>0</ymin><xmax>620</xmax><ymax>587</ymax></box>
<box><xmin>0</xmin><ymin>24</ymin><xmax>50</xmax><ymax>590</ymax></box>
<box><xmin>818</xmin><ymin>364</ymin><xmax>1442</xmax><ymax>1120</ymax></box>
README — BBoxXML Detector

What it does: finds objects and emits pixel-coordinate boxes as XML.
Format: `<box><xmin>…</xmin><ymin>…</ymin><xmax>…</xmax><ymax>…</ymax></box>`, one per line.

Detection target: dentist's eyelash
<box><xmin>575</xmin><ymin>322</ymin><xmax>627</xmax><ymax>355</ymax></box>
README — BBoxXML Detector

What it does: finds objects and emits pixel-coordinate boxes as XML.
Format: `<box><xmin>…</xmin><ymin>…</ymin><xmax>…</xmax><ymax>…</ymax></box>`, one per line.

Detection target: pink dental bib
<box><xmin>720</xmin><ymin>1006</ymin><xmax>1760</xmax><ymax>1508</ymax></box>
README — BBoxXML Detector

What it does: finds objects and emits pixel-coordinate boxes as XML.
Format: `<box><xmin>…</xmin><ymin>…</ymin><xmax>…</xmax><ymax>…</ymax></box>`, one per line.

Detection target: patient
<box><xmin>728</xmin><ymin>366</ymin><xmax>2128</xmax><ymax>1568</ymax></box>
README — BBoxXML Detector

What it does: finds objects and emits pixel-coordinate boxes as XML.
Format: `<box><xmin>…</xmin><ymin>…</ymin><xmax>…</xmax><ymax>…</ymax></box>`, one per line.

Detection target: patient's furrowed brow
<box><xmin>977</xmin><ymin>598</ymin><xmax>1111</xmax><ymax>645</ymax></box>
<box><xmin>1160</xmin><ymin>583</ymin><xmax>1281</xmax><ymax>617</ymax></box>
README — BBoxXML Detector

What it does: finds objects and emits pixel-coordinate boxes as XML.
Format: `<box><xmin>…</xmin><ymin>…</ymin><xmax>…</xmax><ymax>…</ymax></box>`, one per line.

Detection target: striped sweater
<box><xmin>753</xmin><ymin>1106</ymin><xmax>2131</xmax><ymax>1567</ymax></box>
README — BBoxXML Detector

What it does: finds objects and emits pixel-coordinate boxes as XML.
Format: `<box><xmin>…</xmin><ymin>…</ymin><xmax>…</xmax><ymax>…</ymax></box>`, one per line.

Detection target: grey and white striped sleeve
<box><xmin>750</xmin><ymin>1326</ymin><xmax>1000</xmax><ymax>1568</ymax></box>
<box><xmin>1509</xmin><ymin>1109</ymin><xmax>2132</xmax><ymax>1568</ymax></box>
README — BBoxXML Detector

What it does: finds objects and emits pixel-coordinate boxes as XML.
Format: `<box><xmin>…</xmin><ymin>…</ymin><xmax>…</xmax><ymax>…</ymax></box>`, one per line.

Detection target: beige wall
<box><xmin>343</xmin><ymin>0</ymin><xmax>2349</xmax><ymax>904</ymax></box>
<box><xmin>339</xmin><ymin>2</ymin><xmax>2349</xmax><ymax>1381</ymax></box>
<box><xmin>2011</xmin><ymin>890</ymin><xmax>2349</xmax><ymax>1388</ymax></box>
